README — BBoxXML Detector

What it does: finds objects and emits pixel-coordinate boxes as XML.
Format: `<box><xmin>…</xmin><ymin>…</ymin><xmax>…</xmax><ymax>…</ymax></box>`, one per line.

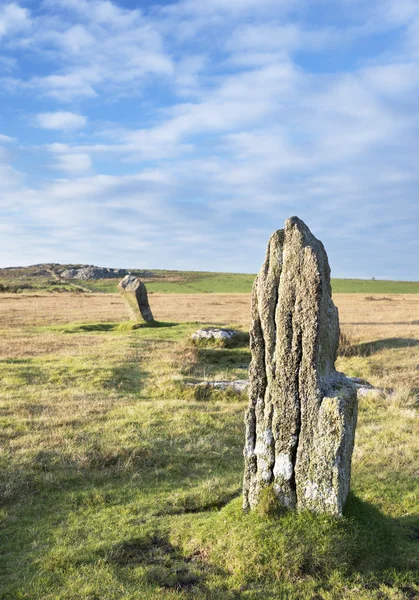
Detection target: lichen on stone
<box><xmin>243</xmin><ymin>217</ymin><xmax>357</xmax><ymax>516</ymax></box>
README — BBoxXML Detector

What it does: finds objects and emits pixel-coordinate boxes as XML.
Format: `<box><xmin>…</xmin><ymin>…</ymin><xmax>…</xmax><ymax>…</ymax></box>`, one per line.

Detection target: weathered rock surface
<box><xmin>118</xmin><ymin>275</ymin><xmax>154</xmax><ymax>323</ymax></box>
<box><xmin>243</xmin><ymin>217</ymin><xmax>358</xmax><ymax>516</ymax></box>
<box><xmin>191</xmin><ymin>328</ymin><xmax>239</xmax><ymax>341</ymax></box>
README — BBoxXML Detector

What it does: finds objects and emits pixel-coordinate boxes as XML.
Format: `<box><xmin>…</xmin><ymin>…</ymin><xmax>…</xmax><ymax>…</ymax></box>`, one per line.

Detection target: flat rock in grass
<box><xmin>191</xmin><ymin>327</ymin><xmax>238</xmax><ymax>341</ymax></box>
<box><xmin>187</xmin><ymin>380</ymin><xmax>249</xmax><ymax>392</ymax></box>
<box><xmin>118</xmin><ymin>275</ymin><xmax>154</xmax><ymax>323</ymax></box>
<box><xmin>349</xmin><ymin>377</ymin><xmax>382</xmax><ymax>398</ymax></box>
<box><xmin>243</xmin><ymin>217</ymin><xmax>358</xmax><ymax>517</ymax></box>
<box><xmin>188</xmin><ymin>377</ymin><xmax>381</xmax><ymax>398</ymax></box>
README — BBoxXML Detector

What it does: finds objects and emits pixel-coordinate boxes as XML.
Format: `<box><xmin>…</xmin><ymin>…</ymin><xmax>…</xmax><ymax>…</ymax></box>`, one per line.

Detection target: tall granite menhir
<box><xmin>243</xmin><ymin>217</ymin><xmax>357</xmax><ymax>516</ymax></box>
<box><xmin>118</xmin><ymin>275</ymin><xmax>154</xmax><ymax>323</ymax></box>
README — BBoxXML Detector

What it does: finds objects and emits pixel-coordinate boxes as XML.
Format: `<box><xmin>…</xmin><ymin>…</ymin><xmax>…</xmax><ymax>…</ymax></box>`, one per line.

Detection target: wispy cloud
<box><xmin>4</xmin><ymin>0</ymin><xmax>174</xmax><ymax>100</ymax></box>
<box><xmin>35</xmin><ymin>111</ymin><xmax>87</xmax><ymax>130</ymax></box>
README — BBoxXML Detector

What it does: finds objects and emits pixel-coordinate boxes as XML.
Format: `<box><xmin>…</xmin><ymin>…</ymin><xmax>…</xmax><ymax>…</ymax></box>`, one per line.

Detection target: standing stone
<box><xmin>243</xmin><ymin>217</ymin><xmax>357</xmax><ymax>516</ymax></box>
<box><xmin>118</xmin><ymin>275</ymin><xmax>154</xmax><ymax>323</ymax></box>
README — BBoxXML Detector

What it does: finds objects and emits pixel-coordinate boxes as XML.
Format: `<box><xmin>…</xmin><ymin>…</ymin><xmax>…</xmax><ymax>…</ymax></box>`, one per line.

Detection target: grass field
<box><xmin>0</xmin><ymin>292</ymin><xmax>418</xmax><ymax>599</ymax></box>
<box><xmin>1</xmin><ymin>265</ymin><xmax>419</xmax><ymax>294</ymax></box>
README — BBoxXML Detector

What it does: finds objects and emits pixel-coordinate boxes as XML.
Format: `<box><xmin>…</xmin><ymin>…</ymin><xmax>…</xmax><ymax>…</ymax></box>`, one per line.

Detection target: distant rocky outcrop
<box><xmin>118</xmin><ymin>275</ymin><xmax>154</xmax><ymax>323</ymax></box>
<box><xmin>60</xmin><ymin>266</ymin><xmax>128</xmax><ymax>280</ymax></box>
<box><xmin>243</xmin><ymin>217</ymin><xmax>358</xmax><ymax>517</ymax></box>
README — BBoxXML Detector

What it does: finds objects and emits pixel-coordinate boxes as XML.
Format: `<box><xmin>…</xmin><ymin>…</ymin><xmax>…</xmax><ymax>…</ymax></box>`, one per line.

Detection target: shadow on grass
<box><xmin>53</xmin><ymin>320</ymin><xmax>179</xmax><ymax>334</ymax></box>
<box><xmin>1</xmin><ymin>458</ymin><xmax>418</xmax><ymax>598</ymax></box>
<box><xmin>155</xmin><ymin>488</ymin><xmax>241</xmax><ymax>516</ymax></box>
<box><xmin>343</xmin><ymin>494</ymin><xmax>419</xmax><ymax>594</ymax></box>
<box><xmin>197</xmin><ymin>347</ymin><xmax>250</xmax><ymax>368</ymax></box>
<box><xmin>99</xmin><ymin>533</ymin><xmax>229</xmax><ymax>593</ymax></box>
<box><xmin>0</xmin><ymin>359</ymin><xmax>148</xmax><ymax>393</ymax></box>
<box><xmin>0</xmin><ymin>412</ymin><xmax>243</xmax><ymax>597</ymax></box>
<box><xmin>339</xmin><ymin>337</ymin><xmax>419</xmax><ymax>357</ymax></box>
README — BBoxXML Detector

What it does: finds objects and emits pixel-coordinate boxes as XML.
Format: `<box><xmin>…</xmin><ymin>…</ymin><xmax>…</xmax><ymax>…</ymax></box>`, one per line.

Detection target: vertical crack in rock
<box><xmin>243</xmin><ymin>217</ymin><xmax>358</xmax><ymax>516</ymax></box>
<box><xmin>287</xmin><ymin>324</ymin><xmax>302</xmax><ymax>501</ymax></box>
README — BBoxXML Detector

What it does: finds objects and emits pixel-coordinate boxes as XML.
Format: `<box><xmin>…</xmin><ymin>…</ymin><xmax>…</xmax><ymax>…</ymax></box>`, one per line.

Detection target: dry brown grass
<box><xmin>1</xmin><ymin>292</ymin><xmax>419</xmax><ymax>334</ymax></box>
<box><xmin>0</xmin><ymin>292</ymin><xmax>251</xmax><ymax>329</ymax></box>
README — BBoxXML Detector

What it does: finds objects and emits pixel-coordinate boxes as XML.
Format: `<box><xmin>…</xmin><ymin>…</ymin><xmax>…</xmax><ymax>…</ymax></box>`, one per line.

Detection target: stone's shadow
<box><xmin>344</xmin><ymin>494</ymin><xmax>419</xmax><ymax>583</ymax></box>
<box><xmin>52</xmin><ymin>321</ymin><xmax>179</xmax><ymax>334</ymax></box>
<box><xmin>137</xmin><ymin>321</ymin><xmax>178</xmax><ymax>329</ymax></box>
<box><xmin>198</xmin><ymin>347</ymin><xmax>251</xmax><ymax>366</ymax></box>
<box><xmin>340</xmin><ymin>337</ymin><xmax>419</xmax><ymax>357</ymax></box>
<box><xmin>155</xmin><ymin>488</ymin><xmax>241</xmax><ymax>516</ymax></box>
<box><xmin>105</xmin><ymin>363</ymin><xmax>148</xmax><ymax>392</ymax></box>
<box><xmin>93</xmin><ymin>532</ymin><xmax>228</xmax><ymax>593</ymax></box>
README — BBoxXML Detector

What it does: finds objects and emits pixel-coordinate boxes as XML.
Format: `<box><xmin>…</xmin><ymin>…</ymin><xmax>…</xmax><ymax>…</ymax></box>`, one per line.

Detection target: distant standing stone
<box><xmin>243</xmin><ymin>217</ymin><xmax>357</xmax><ymax>516</ymax></box>
<box><xmin>118</xmin><ymin>275</ymin><xmax>154</xmax><ymax>323</ymax></box>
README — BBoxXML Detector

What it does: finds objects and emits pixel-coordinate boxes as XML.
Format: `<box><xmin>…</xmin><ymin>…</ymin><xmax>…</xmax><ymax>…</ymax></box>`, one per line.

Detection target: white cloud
<box><xmin>35</xmin><ymin>111</ymin><xmax>87</xmax><ymax>130</ymax></box>
<box><xmin>53</xmin><ymin>153</ymin><xmax>92</xmax><ymax>173</ymax></box>
<box><xmin>0</xmin><ymin>3</ymin><xmax>30</xmax><ymax>39</ymax></box>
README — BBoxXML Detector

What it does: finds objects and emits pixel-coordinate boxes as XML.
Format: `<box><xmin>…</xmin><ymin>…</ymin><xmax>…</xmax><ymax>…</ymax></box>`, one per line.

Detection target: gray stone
<box><xmin>243</xmin><ymin>217</ymin><xmax>358</xmax><ymax>516</ymax></box>
<box><xmin>191</xmin><ymin>328</ymin><xmax>238</xmax><ymax>341</ymax></box>
<box><xmin>118</xmin><ymin>275</ymin><xmax>154</xmax><ymax>323</ymax></box>
<box><xmin>349</xmin><ymin>377</ymin><xmax>382</xmax><ymax>398</ymax></box>
<box><xmin>187</xmin><ymin>380</ymin><xmax>249</xmax><ymax>393</ymax></box>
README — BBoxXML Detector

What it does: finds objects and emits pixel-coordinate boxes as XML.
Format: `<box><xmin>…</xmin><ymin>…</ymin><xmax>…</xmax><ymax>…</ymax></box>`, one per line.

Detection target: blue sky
<box><xmin>0</xmin><ymin>0</ymin><xmax>418</xmax><ymax>278</ymax></box>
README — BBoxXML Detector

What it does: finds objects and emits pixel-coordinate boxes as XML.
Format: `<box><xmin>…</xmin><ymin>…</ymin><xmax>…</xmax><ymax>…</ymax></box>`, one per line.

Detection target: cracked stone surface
<box><xmin>243</xmin><ymin>217</ymin><xmax>358</xmax><ymax>516</ymax></box>
<box><xmin>118</xmin><ymin>275</ymin><xmax>154</xmax><ymax>323</ymax></box>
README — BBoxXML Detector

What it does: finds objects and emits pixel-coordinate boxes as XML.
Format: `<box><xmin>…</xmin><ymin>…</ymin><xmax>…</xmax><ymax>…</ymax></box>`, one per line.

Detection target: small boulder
<box><xmin>349</xmin><ymin>377</ymin><xmax>382</xmax><ymax>398</ymax></box>
<box><xmin>191</xmin><ymin>327</ymin><xmax>238</xmax><ymax>341</ymax></box>
<box><xmin>118</xmin><ymin>275</ymin><xmax>154</xmax><ymax>323</ymax></box>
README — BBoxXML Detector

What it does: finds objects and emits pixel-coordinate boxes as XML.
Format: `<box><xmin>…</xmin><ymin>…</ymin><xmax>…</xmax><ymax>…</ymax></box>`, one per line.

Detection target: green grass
<box><xmin>331</xmin><ymin>279</ymin><xmax>419</xmax><ymax>294</ymax></box>
<box><xmin>62</xmin><ymin>275</ymin><xmax>419</xmax><ymax>295</ymax></box>
<box><xmin>0</xmin><ymin>319</ymin><xmax>418</xmax><ymax>599</ymax></box>
<box><xmin>1</xmin><ymin>264</ymin><xmax>418</xmax><ymax>294</ymax></box>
